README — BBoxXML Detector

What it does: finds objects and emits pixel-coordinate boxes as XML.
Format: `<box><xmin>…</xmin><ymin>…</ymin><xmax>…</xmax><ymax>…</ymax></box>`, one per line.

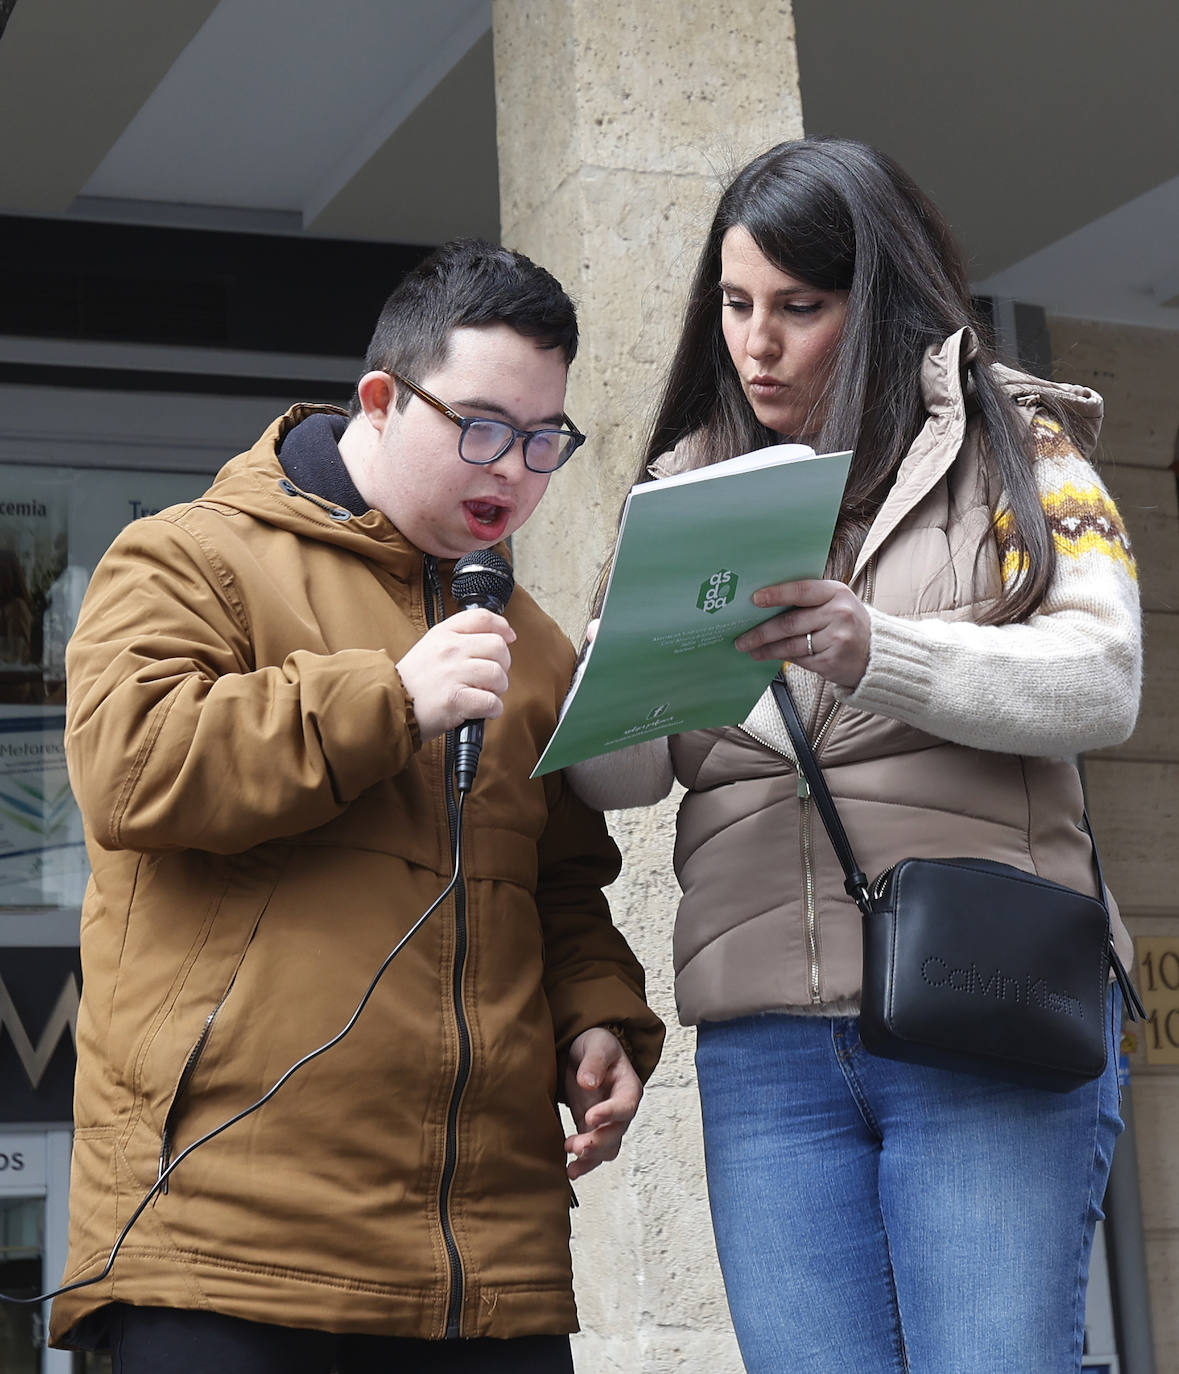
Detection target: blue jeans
<box><xmin>695</xmin><ymin>996</ymin><xmax>1123</xmax><ymax>1374</ymax></box>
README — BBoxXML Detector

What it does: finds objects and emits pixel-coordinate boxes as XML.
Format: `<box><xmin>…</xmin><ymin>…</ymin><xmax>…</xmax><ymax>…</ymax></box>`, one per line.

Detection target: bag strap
<box><xmin>768</xmin><ymin>672</ymin><xmax>1146</xmax><ymax>1020</ymax></box>
<box><xmin>769</xmin><ymin>674</ymin><xmax>872</xmax><ymax>915</ymax></box>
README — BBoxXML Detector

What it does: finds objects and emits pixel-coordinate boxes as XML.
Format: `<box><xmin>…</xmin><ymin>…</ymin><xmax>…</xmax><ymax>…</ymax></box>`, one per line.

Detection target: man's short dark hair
<box><xmin>351</xmin><ymin>238</ymin><xmax>578</xmax><ymax>416</ymax></box>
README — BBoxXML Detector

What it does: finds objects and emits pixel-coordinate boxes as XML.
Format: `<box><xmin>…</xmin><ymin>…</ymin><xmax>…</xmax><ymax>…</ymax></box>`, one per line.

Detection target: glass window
<box><xmin>0</xmin><ymin>1196</ymin><xmax>41</xmax><ymax>1373</ymax></box>
<box><xmin>0</xmin><ymin>466</ymin><xmax>208</xmax><ymax>910</ymax></box>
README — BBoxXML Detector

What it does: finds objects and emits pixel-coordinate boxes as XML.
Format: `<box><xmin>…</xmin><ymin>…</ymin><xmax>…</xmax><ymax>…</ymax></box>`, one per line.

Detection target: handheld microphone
<box><xmin>450</xmin><ymin>550</ymin><xmax>516</xmax><ymax>793</ymax></box>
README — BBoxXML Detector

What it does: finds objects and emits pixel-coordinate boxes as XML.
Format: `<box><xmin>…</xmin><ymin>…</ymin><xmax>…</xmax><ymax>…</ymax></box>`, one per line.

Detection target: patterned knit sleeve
<box><xmin>835</xmin><ymin>416</ymin><xmax>1142</xmax><ymax>756</ymax></box>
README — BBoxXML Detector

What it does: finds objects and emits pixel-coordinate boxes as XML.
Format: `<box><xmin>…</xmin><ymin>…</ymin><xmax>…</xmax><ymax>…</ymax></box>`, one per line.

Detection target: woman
<box><xmin>568</xmin><ymin>138</ymin><xmax>1141</xmax><ymax>1373</ymax></box>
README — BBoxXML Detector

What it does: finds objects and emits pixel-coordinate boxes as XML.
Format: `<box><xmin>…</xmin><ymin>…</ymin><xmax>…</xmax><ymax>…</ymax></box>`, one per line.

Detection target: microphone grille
<box><xmin>451</xmin><ymin>550</ymin><xmax>515</xmax><ymax>612</ymax></box>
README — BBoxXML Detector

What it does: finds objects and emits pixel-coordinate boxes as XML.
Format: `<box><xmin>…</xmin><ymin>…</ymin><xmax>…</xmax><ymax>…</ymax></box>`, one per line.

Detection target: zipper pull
<box><xmin>797</xmin><ymin>773</ymin><xmax>810</xmax><ymax>799</ymax></box>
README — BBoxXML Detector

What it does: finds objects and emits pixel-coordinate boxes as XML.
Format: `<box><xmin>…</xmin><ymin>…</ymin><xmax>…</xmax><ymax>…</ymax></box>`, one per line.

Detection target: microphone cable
<box><xmin>0</xmin><ymin>789</ymin><xmax>471</xmax><ymax>1308</ymax></box>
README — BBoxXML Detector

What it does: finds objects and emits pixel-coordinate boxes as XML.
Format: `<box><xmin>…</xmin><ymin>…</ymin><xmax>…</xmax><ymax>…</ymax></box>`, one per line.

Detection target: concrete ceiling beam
<box><xmin>0</xmin><ymin>0</ymin><xmax>219</xmax><ymax>213</ymax></box>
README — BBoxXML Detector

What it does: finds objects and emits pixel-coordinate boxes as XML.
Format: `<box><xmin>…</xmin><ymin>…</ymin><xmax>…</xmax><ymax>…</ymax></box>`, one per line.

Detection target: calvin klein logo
<box><xmin>0</xmin><ymin>971</ymin><xmax>79</xmax><ymax>1090</ymax></box>
<box><xmin>921</xmin><ymin>956</ymin><xmax>1084</xmax><ymax>1020</ymax></box>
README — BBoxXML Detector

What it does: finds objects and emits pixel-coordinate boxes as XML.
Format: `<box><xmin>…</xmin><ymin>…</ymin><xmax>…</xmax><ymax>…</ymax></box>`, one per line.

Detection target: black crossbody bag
<box><xmin>769</xmin><ymin>675</ymin><xmax>1145</xmax><ymax>1092</ymax></box>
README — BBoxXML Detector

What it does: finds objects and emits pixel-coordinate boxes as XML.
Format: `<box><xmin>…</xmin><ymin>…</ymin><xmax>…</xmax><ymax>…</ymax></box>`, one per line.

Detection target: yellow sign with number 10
<box><xmin>1136</xmin><ymin>937</ymin><xmax>1179</xmax><ymax>1066</ymax></box>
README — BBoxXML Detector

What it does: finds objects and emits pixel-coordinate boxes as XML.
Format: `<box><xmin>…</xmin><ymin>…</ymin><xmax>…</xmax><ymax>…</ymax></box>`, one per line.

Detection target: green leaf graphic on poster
<box><xmin>0</xmin><ymin>777</ymin><xmax>75</xmax><ymax>838</ymax></box>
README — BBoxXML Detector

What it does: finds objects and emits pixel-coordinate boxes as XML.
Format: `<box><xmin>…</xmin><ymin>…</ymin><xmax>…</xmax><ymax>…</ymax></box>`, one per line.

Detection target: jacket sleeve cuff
<box><xmin>597</xmin><ymin>1021</ymin><xmax>636</xmax><ymax>1063</ymax></box>
<box><xmin>553</xmin><ymin>988</ymin><xmax>665</xmax><ymax>1084</ymax></box>
<box><xmin>393</xmin><ymin>664</ymin><xmax>422</xmax><ymax>753</ymax></box>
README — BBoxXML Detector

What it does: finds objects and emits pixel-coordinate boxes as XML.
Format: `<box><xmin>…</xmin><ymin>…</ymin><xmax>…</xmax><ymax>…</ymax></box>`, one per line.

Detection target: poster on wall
<box><xmin>0</xmin><ymin>473</ymin><xmax>81</xmax><ymax>906</ymax></box>
<box><xmin>0</xmin><ymin>465</ymin><xmax>206</xmax><ymax>908</ymax></box>
<box><xmin>0</xmin><ymin>708</ymin><xmax>84</xmax><ymax>908</ymax></box>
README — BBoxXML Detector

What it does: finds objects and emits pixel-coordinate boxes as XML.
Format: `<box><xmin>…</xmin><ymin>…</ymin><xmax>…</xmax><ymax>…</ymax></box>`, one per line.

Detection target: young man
<box><xmin>50</xmin><ymin>240</ymin><xmax>664</xmax><ymax>1374</ymax></box>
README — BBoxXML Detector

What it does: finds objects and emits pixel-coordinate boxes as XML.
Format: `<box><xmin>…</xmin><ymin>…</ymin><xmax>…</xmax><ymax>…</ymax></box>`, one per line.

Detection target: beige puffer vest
<box><xmin>666</xmin><ymin>331</ymin><xmax>1130</xmax><ymax>1024</ymax></box>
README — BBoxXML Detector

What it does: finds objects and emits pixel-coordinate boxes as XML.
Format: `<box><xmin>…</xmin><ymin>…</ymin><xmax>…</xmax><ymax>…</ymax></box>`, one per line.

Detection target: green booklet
<box><xmin>532</xmin><ymin>443</ymin><xmax>852</xmax><ymax>777</ymax></box>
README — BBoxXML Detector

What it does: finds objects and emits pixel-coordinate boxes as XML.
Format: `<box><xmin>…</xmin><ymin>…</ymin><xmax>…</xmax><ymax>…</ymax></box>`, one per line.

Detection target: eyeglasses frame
<box><xmin>387</xmin><ymin>371</ymin><xmax>586</xmax><ymax>473</ymax></box>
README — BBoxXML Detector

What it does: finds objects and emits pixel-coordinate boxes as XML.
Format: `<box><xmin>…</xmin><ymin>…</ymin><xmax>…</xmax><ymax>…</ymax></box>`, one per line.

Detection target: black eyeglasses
<box><xmin>389</xmin><ymin>372</ymin><xmax>586</xmax><ymax>473</ymax></box>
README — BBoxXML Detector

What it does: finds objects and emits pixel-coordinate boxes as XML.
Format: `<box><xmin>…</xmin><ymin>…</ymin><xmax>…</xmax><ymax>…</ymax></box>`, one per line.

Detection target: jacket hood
<box><xmin>931</xmin><ymin>327</ymin><xmax>1104</xmax><ymax>457</ymax></box>
<box><xmin>853</xmin><ymin>328</ymin><xmax>1104</xmax><ymax>580</ymax></box>
<box><xmin>990</xmin><ymin>355</ymin><xmax>1104</xmax><ymax>456</ymax></box>
<box><xmin>198</xmin><ymin>405</ymin><xmax>512</xmax><ymax>585</ymax></box>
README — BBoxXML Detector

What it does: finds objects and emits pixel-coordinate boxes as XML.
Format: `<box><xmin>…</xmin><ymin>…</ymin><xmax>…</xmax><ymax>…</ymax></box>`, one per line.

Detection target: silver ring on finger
<box><xmin>805</xmin><ymin>631</ymin><xmax>815</xmax><ymax>657</ymax></box>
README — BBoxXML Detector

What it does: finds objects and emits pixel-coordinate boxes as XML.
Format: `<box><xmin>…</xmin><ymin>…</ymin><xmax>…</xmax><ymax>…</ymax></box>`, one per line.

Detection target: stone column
<box><xmin>493</xmin><ymin>4</ymin><xmax>803</xmax><ymax>1368</ymax></box>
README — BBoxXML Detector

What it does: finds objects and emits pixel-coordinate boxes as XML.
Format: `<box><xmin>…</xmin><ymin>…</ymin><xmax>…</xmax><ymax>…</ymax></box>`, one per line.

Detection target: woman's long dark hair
<box><xmin>606</xmin><ymin>137</ymin><xmax>1055</xmax><ymax>625</ymax></box>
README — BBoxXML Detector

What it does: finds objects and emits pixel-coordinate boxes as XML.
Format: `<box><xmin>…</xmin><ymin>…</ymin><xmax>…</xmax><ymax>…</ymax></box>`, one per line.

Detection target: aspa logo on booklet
<box><xmin>697</xmin><ymin>569</ymin><xmax>737</xmax><ymax>614</ymax></box>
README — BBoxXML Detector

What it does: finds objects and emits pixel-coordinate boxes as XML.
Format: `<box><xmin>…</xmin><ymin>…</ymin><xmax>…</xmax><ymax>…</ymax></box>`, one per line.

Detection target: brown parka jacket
<box><xmin>50</xmin><ymin>406</ymin><xmax>664</xmax><ymax>1348</ymax></box>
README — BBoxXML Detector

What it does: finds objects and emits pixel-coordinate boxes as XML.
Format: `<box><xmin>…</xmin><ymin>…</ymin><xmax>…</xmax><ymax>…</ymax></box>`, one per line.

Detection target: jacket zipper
<box><xmin>157</xmin><ymin>968</ymin><xmax>242</xmax><ymax>1191</ymax></box>
<box><xmin>798</xmin><ymin>559</ymin><xmax>878</xmax><ymax>1002</ymax></box>
<box><xmin>799</xmin><ymin>704</ymin><xmax>840</xmax><ymax>1003</ymax></box>
<box><xmin>424</xmin><ymin>555</ymin><xmax>471</xmax><ymax>1340</ymax></box>
<box><xmin>157</xmin><ymin>1008</ymin><xmax>218</xmax><ymax>1192</ymax></box>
